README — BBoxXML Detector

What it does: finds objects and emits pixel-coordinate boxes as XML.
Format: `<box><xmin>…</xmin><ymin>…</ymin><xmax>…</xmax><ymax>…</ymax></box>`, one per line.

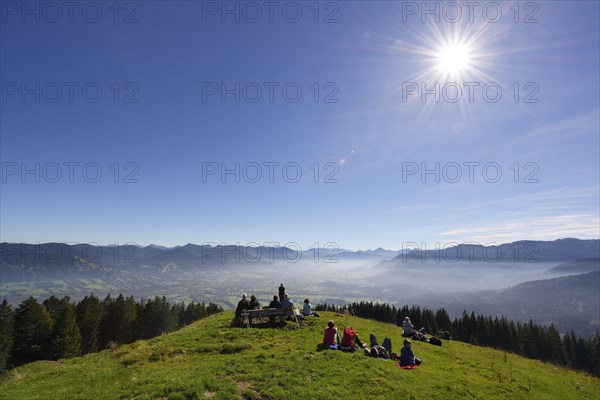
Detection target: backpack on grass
<box><xmin>429</xmin><ymin>336</ymin><xmax>442</xmax><ymax>346</ymax></box>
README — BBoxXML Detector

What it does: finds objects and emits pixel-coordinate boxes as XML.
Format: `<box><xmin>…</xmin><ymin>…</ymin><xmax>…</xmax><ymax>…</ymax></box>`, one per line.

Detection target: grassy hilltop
<box><xmin>1</xmin><ymin>311</ymin><xmax>598</xmax><ymax>400</ymax></box>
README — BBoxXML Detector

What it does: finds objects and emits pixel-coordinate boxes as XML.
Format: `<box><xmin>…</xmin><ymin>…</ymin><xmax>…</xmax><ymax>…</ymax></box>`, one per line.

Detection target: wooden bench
<box><xmin>241</xmin><ymin>308</ymin><xmax>297</xmax><ymax>328</ymax></box>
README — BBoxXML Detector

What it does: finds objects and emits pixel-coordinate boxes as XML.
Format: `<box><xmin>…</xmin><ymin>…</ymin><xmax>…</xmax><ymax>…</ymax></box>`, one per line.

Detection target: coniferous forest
<box><xmin>0</xmin><ymin>295</ymin><xmax>222</xmax><ymax>372</ymax></box>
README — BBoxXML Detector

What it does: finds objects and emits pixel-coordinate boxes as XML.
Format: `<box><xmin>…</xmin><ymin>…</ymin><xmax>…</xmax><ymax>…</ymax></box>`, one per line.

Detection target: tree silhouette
<box><xmin>76</xmin><ymin>294</ymin><xmax>104</xmax><ymax>354</ymax></box>
<box><xmin>12</xmin><ymin>297</ymin><xmax>53</xmax><ymax>365</ymax></box>
<box><xmin>0</xmin><ymin>299</ymin><xmax>14</xmax><ymax>371</ymax></box>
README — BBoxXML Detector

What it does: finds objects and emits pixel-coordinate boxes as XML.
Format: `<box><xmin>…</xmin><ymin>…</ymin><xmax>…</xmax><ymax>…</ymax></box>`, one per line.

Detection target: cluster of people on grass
<box><xmin>321</xmin><ymin>316</ymin><xmax>449</xmax><ymax>367</ymax></box>
<box><xmin>402</xmin><ymin>316</ymin><xmax>449</xmax><ymax>344</ymax></box>
<box><xmin>229</xmin><ymin>285</ymin><xmax>442</xmax><ymax>368</ymax></box>
<box><xmin>231</xmin><ymin>283</ymin><xmax>319</xmax><ymax>327</ymax></box>
<box><xmin>322</xmin><ymin>319</ymin><xmax>422</xmax><ymax>366</ymax></box>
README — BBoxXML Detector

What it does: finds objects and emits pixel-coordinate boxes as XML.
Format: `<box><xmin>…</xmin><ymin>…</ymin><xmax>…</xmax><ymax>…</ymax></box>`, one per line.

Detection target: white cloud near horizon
<box><xmin>438</xmin><ymin>214</ymin><xmax>599</xmax><ymax>244</ymax></box>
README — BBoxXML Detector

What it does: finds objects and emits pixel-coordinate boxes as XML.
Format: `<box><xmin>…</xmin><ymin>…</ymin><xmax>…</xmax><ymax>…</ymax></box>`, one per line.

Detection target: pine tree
<box><xmin>542</xmin><ymin>324</ymin><xmax>567</xmax><ymax>363</ymax></box>
<box><xmin>12</xmin><ymin>297</ymin><xmax>53</xmax><ymax>365</ymax></box>
<box><xmin>422</xmin><ymin>309</ymin><xmax>437</xmax><ymax>333</ymax></box>
<box><xmin>76</xmin><ymin>294</ymin><xmax>104</xmax><ymax>354</ymax></box>
<box><xmin>46</xmin><ymin>297</ymin><xmax>81</xmax><ymax>359</ymax></box>
<box><xmin>122</xmin><ymin>296</ymin><xmax>138</xmax><ymax>343</ymax></box>
<box><xmin>435</xmin><ymin>308</ymin><xmax>451</xmax><ymax>331</ymax></box>
<box><xmin>205</xmin><ymin>302</ymin><xmax>223</xmax><ymax>316</ymax></box>
<box><xmin>139</xmin><ymin>296</ymin><xmax>178</xmax><ymax>338</ymax></box>
<box><xmin>43</xmin><ymin>296</ymin><xmax>63</xmax><ymax>320</ymax></box>
<box><xmin>591</xmin><ymin>333</ymin><xmax>600</xmax><ymax>376</ymax></box>
<box><xmin>99</xmin><ymin>294</ymin><xmax>138</xmax><ymax>346</ymax></box>
<box><xmin>99</xmin><ymin>295</ymin><xmax>116</xmax><ymax>348</ymax></box>
<box><xmin>0</xmin><ymin>299</ymin><xmax>14</xmax><ymax>371</ymax></box>
<box><xmin>182</xmin><ymin>302</ymin><xmax>208</xmax><ymax>326</ymax></box>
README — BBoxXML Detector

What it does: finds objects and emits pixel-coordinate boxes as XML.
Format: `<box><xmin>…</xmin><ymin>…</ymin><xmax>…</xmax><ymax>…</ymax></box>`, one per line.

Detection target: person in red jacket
<box><xmin>340</xmin><ymin>326</ymin><xmax>366</xmax><ymax>351</ymax></box>
<box><xmin>323</xmin><ymin>320</ymin><xmax>340</xmax><ymax>348</ymax></box>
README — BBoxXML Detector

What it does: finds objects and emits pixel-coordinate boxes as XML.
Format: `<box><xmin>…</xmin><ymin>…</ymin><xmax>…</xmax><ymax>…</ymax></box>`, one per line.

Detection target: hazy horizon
<box><xmin>1</xmin><ymin>236</ymin><xmax>599</xmax><ymax>252</ymax></box>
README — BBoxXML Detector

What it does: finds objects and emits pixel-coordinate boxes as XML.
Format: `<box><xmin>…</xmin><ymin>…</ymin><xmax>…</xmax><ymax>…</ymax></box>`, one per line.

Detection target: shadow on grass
<box><xmin>224</xmin><ymin>318</ymin><xmax>319</xmax><ymax>330</ymax></box>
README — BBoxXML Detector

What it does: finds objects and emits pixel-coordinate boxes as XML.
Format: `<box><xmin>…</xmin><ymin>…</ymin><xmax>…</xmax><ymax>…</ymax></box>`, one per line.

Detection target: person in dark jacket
<box><xmin>247</xmin><ymin>294</ymin><xmax>261</xmax><ymax>324</ymax></box>
<box><xmin>268</xmin><ymin>295</ymin><xmax>281</xmax><ymax>309</ymax></box>
<box><xmin>232</xmin><ymin>293</ymin><xmax>251</xmax><ymax>326</ymax></box>
<box><xmin>268</xmin><ymin>295</ymin><xmax>281</xmax><ymax>323</ymax></box>
<box><xmin>278</xmin><ymin>284</ymin><xmax>285</xmax><ymax>300</ymax></box>
<box><xmin>400</xmin><ymin>339</ymin><xmax>422</xmax><ymax>366</ymax></box>
<box><xmin>249</xmin><ymin>294</ymin><xmax>261</xmax><ymax>309</ymax></box>
<box><xmin>235</xmin><ymin>293</ymin><xmax>250</xmax><ymax>319</ymax></box>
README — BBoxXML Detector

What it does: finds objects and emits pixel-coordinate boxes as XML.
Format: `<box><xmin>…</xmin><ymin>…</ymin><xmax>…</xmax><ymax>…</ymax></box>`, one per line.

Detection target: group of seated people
<box><xmin>232</xmin><ymin>284</ymin><xmax>320</xmax><ymax>326</ymax></box>
<box><xmin>402</xmin><ymin>317</ymin><xmax>449</xmax><ymax>341</ymax></box>
<box><xmin>402</xmin><ymin>317</ymin><xmax>428</xmax><ymax>341</ymax></box>
<box><xmin>322</xmin><ymin>319</ymin><xmax>423</xmax><ymax>367</ymax></box>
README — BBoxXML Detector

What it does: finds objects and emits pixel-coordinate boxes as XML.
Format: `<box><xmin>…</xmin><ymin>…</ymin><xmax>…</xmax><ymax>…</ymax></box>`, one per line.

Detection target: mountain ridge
<box><xmin>390</xmin><ymin>238</ymin><xmax>600</xmax><ymax>264</ymax></box>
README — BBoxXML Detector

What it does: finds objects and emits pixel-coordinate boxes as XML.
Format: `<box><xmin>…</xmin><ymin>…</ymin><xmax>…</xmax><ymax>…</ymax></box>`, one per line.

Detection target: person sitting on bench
<box><xmin>232</xmin><ymin>293</ymin><xmax>250</xmax><ymax>327</ymax></box>
<box><xmin>267</xmin><ymin>295</ymin><xmax>281</xmax><ymax>323</ymax></box>
<box><xmin>249</xmin><ymin>294</ymin><xmax>261</xmax><ymax>309</ymax></box>
<box><xmin>281</xmin><ymin>293</ymin><xmax>294</xmax><ymax>322</ymax></box>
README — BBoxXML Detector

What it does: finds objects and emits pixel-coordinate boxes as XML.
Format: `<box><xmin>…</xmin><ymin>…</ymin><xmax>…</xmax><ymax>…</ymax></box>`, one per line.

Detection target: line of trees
<box><xmin>0</xmin><ymin>294</ymin><xmax>223</xmax><ymax>372</ymax></box>
<box><xmin>316</xmin><ymin>301</ymin><xmax>600</xmax><ymax>377</ymax></box>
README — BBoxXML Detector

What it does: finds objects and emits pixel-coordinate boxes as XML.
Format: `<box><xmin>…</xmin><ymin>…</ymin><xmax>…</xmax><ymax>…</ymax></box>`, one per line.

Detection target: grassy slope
<box><xmin>1</xmin><ymin>311</ymin><xmax>598</xmax><ymax>400</ymax></box>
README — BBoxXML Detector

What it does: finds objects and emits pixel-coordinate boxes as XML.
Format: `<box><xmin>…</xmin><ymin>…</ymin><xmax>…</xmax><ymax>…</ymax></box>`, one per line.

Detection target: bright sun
<box><xmin>437</xmin><ymin>44</ymin><xmax>472</xmax><ymax>74</ymax></box>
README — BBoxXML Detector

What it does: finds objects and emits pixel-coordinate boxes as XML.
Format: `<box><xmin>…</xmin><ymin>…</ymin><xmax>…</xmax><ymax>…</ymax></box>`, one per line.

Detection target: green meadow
<box><xmin>1</xmin><ymin>311</ymin><xmax>598</xmax><ymax>400</ymax></box>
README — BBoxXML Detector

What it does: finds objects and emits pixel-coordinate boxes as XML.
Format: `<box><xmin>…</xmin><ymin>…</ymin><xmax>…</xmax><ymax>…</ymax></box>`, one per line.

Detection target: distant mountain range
<box><xmin>2</xmin><ymin>239</ymin><xmax>599</xmax><ymax>337</ymax></box>
<box><xmin>387</xmin><ymin>238</ymin><xmax>600</xmax><ymax>265</ymax></box>
<box><xmin>1</xmin><ymin>239</ymin><xmax>598</xmax><ymax>281</ymax></box>
<box><xmin>337</xmin><ymin>247</ymin><xmax>401</xmax><ymax>260</ymax></box>
<box><xmin>0</xmin><ymin>242</ymin><xmax>399</xmax><ymax>280</ymax></box>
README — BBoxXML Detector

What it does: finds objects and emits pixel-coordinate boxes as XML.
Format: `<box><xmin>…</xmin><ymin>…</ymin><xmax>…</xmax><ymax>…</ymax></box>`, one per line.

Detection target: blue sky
<box><xmin>1</xmin><ymin>1</ymin><xmax>599</xmax><ymax>250</ymax></box>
